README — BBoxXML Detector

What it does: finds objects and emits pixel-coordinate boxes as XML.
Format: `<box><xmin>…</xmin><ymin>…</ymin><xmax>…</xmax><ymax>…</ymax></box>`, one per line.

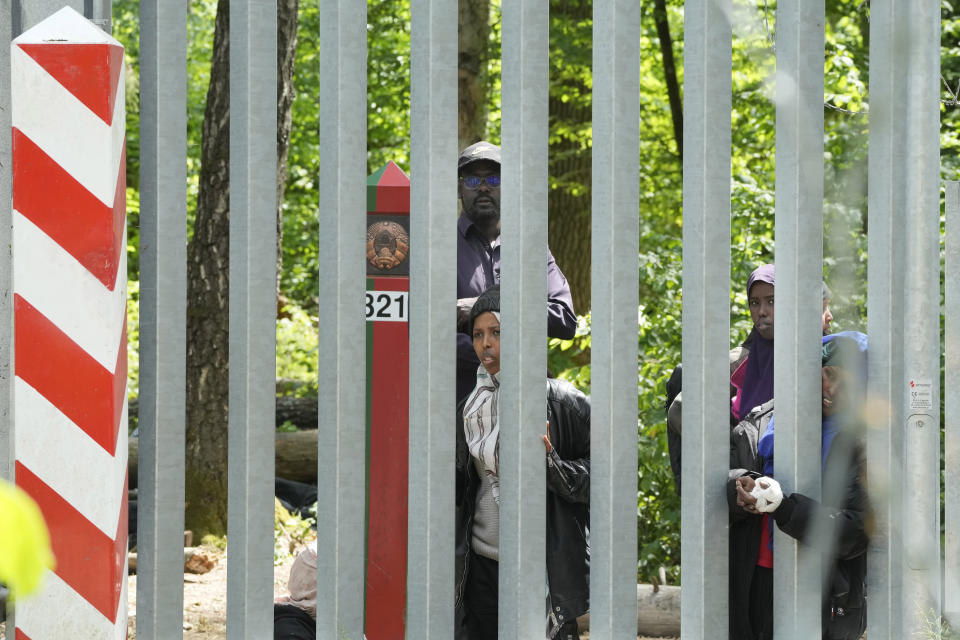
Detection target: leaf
<box><xmin>0</xmin><ymin>480</ymin><xmax>55</xmax><ymax>601</ymax></box>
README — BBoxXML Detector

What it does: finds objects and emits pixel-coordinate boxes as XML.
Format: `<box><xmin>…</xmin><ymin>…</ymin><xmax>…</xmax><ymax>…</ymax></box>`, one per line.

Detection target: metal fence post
<box><xmin>589</xmin><ymin>0</ymin><xmax>641</xmax><ymax>637</ymax></box>
<box><xmin>499</xmin><ymin>0</ymin><xmax>549</xmax><ymax>636</ymax></box>
<box><xmin>9</xmin><ymin>1</ymin><xmax>98</xmax><ymax>33</ymax></box>
<box><xmin>226</xmin><ymin>0</ymin><xmax>277</xmax><ymax>636</ymax></box>
<box><xmin>316</xmin><ymin>0</ymin><xmax>368</xmax><ymax>637</ymax></box>
<box><xmin>137</xmin><ymin>1</ymin><xmax>187</xmax><ymax>637</ymax></box>
<box><xmin>405</xmin><ymin>0</ymin><xmax>457</xmax><ymax>637</ymax></box>
<box><xmin>946</xmin><ymin>181</ymin><xmax>960</xmax><ymax>629</ymax></box>
<box><xmin>85</xmin><ymin>0</ymin><xmax>113</xmax><ymax>33</ymax></box>
<box><xmin>1</xmin><ymin>0</ymin><xmax>16</xmax><ymax>487</ymax></box>
<box><xmin>898</xmin><ymin>0</ymin><xmax>942</xmax><ymax>630</ymax></box>
<box><xmin>680</xmin><ymin>0</ymin><xmax>732</xmax><ymax>637</ymax></box>
<box><xmin>866</xmin><ymin>2</ymin><xmax>908</xmax><ymax>637</ymax></box>
<box><xmin>772</xmin><ymin>2</ymin><xmax>825</xmax><ymax>639</ymax></box>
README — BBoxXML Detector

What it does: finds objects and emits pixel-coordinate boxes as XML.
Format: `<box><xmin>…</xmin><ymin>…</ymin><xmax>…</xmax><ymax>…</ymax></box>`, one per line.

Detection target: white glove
<box><xmin>750</xmin><ymin>476</ymin><xmax>783</xmax><ymax>513</ymax></box>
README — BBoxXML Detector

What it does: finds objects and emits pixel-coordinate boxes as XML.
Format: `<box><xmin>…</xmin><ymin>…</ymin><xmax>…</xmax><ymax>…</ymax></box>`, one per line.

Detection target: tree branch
<box><xmin>653</xmin><ymin>0</ymin><xmax>683</xmax><ymax>163</ymax></box>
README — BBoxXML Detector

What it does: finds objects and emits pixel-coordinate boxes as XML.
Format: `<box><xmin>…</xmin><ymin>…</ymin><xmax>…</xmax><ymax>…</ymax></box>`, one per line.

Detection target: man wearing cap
<box><xmin>455</xmin><ymin>141</ymin><xmax>577</xmax><ymax>403</ymax></box>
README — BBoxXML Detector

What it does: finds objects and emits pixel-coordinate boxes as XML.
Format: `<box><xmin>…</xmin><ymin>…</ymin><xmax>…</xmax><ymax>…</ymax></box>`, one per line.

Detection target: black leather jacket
<box><xmin>455</xmin><ymin>377</ymin><xmax>590</xmax><ymax>638</ymax></box>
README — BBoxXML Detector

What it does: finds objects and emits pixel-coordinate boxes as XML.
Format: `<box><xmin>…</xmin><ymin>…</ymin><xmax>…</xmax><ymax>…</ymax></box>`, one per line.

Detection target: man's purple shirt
<box><xmin>456</xmin><ymin>215</ymin><xmax>577</xmax><ymax>402</ymax></box>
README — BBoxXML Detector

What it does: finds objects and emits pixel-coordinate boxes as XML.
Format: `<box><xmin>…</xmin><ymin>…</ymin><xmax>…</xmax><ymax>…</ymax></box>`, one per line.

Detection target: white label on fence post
<box><xmin>909</xmin><ymin>378</ymin><xmax>933</xmax><ymax>411</ymax></box>
<box><xmin>365</xmin><ymin>290</ymin><xmax>408</xmax><ymax>322</ymax></box>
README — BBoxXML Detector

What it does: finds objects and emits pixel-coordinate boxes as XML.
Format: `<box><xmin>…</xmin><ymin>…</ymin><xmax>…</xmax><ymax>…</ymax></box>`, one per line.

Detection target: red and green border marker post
<box><xmin>364</xmin><ymin>161</ymin><xmax>410</xmax><ymax>639</ymax></box>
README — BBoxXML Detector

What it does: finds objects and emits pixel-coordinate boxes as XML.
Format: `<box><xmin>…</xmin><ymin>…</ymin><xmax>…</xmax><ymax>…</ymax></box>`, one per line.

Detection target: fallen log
<box><xmin>275</xmin><ymin>395</ymin><xmax>319</xmax><ymax>431</ymax></box>
<box><xmin>130</xmin><ymin>429</ymin><xmax>321</xmax><ymax>488</ymax></box>
<box><xmin>273</xmin><ymin>429</ymin><xmax>319</xmax><ymax>484</ymax></box>
<box><xmin>128</xmin><ymin>395</ymin><xmax>319</xmax><ymax>434</ymax></box>
<box><xmin>576</xmin><ymin>584</ymin><xmax>680</xmax><ymax>637</ymax></box>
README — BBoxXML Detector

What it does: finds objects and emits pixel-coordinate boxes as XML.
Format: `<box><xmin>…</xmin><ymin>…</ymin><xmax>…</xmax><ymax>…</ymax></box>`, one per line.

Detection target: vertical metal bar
<box><xmin>589</xmin><ymin>0</ymin><xmax>640</xmax><ymax>638</ymax></box>
<box><xmin>137</xmin><ymin>1</ymin><xmax>187</xmax><ymax>637</ymax></box>
<box><xmin>1</xmin><ymin>1</ymin><xmax>16</xmax><ymax>485</ymax></box>
<box><xmin>772</xmin><ymin>1</ymin><xmax>824</xmax><ymax>639</ymax></box>
<box><xmin>946</xmin><ymin>181</ymin><xmax>960</xmax><ymax>628</ymax></box>
<box><xmin>899</xmin><ymin>0</ymin><xmax>942</xmax><ymax>631</ymax></box>
<box><xmin>90</xmin><ymin>0</ymin><xmax>112</xmax><ymax>34</ymax></box>
<box><xmin>499</xmin><ymin>0</ymin><xmax>548</xmax><ymax>636</ymax></box>
<box><xmin>4</xmin><ymin>9</ymin><xmax>21</xmax><ymax>634</ymax></box>
<box><xmin>316</xmin><ymin>1</ymin><xmax>367</xmax><ymax>637</ymax></box>
<box><xmin>866</xmin><ymin>2</ymin><xmax>906</xmax><ymax>637</ymax></box>
<box><xmin>226</xmin><ymin>0</ymin><xmax>277</xmax><ymax>636</ymax></box>
<box><xmin>11</xmin><ymin>0</ymin><xmax>23</xmax><ymax>37</ymax></box>
<box><xmin>13</xmin><ymin>1</ymin><xmax>87</xmax><ymax>31</ymax></box>
<box><xmin>3</xmin><ymin>7</ymin><xmax>15</xmax><ymax>631</ymax></box>
<box><xmin>679</xmin><ymin>0</ymin><xmax>731</xmax><ymax>638</ymax></box>
<box><xmin>405</xmin><ymin>0</ymin><xmax>457</xmax><ymax>637</ymax></box>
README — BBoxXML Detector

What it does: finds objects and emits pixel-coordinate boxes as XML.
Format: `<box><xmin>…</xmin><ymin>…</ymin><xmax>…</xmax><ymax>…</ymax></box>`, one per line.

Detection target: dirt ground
<box><xmin>0</xmin><ymin>549</ymin><xmax>677</xmax><ymax>640</ymax></box>
<box><xmin>0</xmin><ymin>544</ymin><xmax>296</xmax><ymax>640</ymax></box>
<box><xmin>125</xmin><ymin>544</ymin><xmax>297</xmax><ymax>638</ymax></box>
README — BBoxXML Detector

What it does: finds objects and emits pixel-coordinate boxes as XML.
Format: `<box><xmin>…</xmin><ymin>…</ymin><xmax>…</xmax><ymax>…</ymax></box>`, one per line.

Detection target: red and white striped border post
<box><xmin>11</xmin><ymin>7</ymin><xmax>128</xmax><ymax>639</ymax></box>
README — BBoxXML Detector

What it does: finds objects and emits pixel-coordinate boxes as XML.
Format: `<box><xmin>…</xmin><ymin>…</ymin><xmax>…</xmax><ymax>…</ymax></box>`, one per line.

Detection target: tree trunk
<box><xmin>184</xmin><ymin>0</ymin><xmax>231</xmax><ymax>537</ymax></box>
<box><xmin>184</xmin><ymin>0</ymin><xmax>301</xmax><ymax>537</ymax></box>
<box><xmin>458</xmin><ymin>0</ymin><xmax>491</xmax><ymax>148</ymax></box>
<box><xmin>653</xmin><ymin>0</ymin><xmax>682</xmax><ymax>162</ymax></box>
<box><xmin>276</xmin><ymin>0</ymin><xmax>300</xmax><ymax>290</ymax></box>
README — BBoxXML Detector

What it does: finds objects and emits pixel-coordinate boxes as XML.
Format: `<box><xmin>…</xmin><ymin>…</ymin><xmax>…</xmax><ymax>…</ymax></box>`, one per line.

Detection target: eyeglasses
<box><xmin>461</xmin><ymin>175</ymin><xmax>501</xmax><ymax>190</ymax></box>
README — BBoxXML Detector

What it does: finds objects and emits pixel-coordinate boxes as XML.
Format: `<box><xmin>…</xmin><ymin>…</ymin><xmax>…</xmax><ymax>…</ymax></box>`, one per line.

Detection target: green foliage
<box><xmin>277</xmin><ymin>420</ymin><xmax>299</xmax><ymax>433</ymax></box>
<box><xmin>125</xmin><ymin>187</ymin><xmax>140</xmax><ymax>282</ymax></box>
<box><xmin>280</xmin><ymin>0</ymin><xmax>322</xmax><ymax>307</ymax></box>
<box><xmin>942</xmin><ymin>1</ymin><xmax>960</xmax><ymax>181</ymax></box>
<box><xmin>548</xmin><ymin>315</ymin><xmax>591</xmax><ymax>390</ymax></box>
<box><xmin>276</xmin><ymin>305</ymin><xmax>320</xmax><ymax>397</ymax></box>
<box><xmin>126</xmin><ymin>280</ymin><xmax>139</xmax><ymax>403</ymax></box>
<box><xmin>366</xmin><ymin>0</ymin><xmax>412</xmax><ymax>171</ymax></box>
<box><xmin>280</xmin><ymin>0</ymin><xmax>417</xmax><ymax>310</ymax></box>
<box><xmin>917</xmin><ymin>608</ymin><xmax>958</xmax><ymax>640</ymax></box>
<box><xmin>274</xmin><ymin>498</ymin><xmax>316</xmax><ymax>565</ymax></box>
<box><xmin>200</xmin><ymin>533</ymin><xmax>228</xmax><ymax>551</ymax></box>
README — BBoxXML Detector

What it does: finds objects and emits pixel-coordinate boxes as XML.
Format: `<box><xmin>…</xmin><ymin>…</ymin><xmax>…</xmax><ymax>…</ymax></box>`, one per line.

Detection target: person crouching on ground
<box><xmin>728</xmin><ymin>331</ymin><xmax>870</xmax><ymax>640</ymax></box>
<box><xmin>455</xmin><ymin>285</ymin><xmax>590</xmax><ymax>640</ymax></box>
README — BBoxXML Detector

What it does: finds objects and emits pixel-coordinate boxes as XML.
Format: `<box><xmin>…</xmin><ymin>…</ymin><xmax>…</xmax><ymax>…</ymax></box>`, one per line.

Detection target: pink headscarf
<box><xmin>737</xmin><ymin>264</ymin><xmax>775</xmax><ymax>419</ymax></box>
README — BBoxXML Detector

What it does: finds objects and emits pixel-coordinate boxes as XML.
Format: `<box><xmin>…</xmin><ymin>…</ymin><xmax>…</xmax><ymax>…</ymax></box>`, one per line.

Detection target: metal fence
<box><xmin>0</xmin><ymin>0</ymin><xmax>954</xmax><ymax>639</ymax></box>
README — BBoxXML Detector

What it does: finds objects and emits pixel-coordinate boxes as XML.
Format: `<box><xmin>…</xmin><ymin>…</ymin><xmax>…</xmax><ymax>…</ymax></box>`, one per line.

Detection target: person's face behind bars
<box><xmin>472</xmin><ymin>311</ymin><xmax>500</xmax><ymax>375</ymax></box>
<box><xmin>820</xmin><ymin>364</ymin><xmax>852</xmax><ymax>417</ymax></box>
<box><xmin>458</xmin><ymin>160</ymin><xmax>501</xmax><ymax>229</ymax></box>
<box><xmin>748</xmin><ymin>281</ymin><xmax>775</xmax><ymax>341</ymax></box>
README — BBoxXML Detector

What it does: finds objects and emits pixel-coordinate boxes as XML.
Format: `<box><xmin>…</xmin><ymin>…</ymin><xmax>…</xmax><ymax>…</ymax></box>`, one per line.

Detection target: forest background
<box><xmin>112</xmin><ymin>0</ymin><xmax>960</xmax><ymax>585</ymax></box>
